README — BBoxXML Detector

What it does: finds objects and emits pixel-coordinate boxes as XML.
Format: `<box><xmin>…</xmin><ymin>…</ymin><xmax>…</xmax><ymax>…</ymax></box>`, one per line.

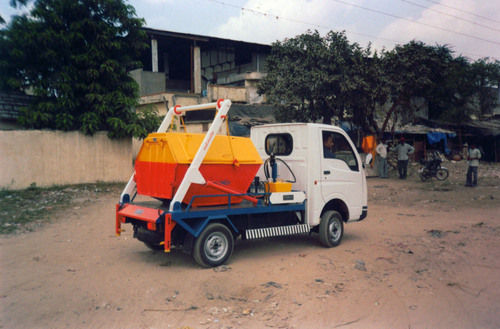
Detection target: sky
<box><xmin>1</xmin><ymin>0</ymin><xmax>499</xmax><ymax>61</ymax></box>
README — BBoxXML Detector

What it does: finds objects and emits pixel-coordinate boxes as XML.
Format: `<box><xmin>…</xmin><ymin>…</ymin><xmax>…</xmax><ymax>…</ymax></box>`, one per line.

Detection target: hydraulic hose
<box><xmin>263</xmin><ymin>156</ymin><xmax>296</xmax><ymax>183</ymax></box>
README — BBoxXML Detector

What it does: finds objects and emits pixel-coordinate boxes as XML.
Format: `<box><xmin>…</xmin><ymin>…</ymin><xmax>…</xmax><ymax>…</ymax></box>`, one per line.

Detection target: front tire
<box><xmin>193</xmin><ymin>223</ymin><xmax>234</xmax><ymax>267</ymax></box>
<box><xmin>319</xmin><ymin>210</ymin><xmax>344</xmax><ymax>247</ymax></box>
<box><xmin>436</xmin><ymin>168</ymin><xmax>449</xmax><ymax>181</ymax></box>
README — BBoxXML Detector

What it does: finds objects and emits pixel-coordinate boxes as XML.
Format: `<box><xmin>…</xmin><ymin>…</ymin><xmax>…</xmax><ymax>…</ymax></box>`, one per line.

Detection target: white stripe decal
<box><xmin>246</xmin><ymin>224</ymin><xmax>310</xmax><ymax>240</ymax></box>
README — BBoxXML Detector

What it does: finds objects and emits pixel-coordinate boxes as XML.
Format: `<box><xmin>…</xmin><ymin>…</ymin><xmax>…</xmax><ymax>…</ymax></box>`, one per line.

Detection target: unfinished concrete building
<box><xmin>131</xmin><ymin>28</ymin><xmax>272</xmax><ymax>130</ymax></box>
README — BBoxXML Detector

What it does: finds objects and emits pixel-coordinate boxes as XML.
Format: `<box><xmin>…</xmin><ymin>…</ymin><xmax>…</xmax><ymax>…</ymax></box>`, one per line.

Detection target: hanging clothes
<box><xmin>362</xmin><ymin>135</ymin><xmax>377</xmax><ymax>167</ymax></box>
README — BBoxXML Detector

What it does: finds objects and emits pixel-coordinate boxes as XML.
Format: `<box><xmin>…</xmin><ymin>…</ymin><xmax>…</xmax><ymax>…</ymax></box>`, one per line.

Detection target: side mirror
<box><xmin>365</xmin><ymin>153</ymin><xmax>373</xmax><ymax>166</ymax></box>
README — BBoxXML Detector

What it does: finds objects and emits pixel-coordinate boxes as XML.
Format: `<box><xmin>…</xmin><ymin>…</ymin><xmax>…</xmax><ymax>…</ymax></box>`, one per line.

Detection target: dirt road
<box><xmin>1</xmin><ymin>161</ymin><xmax>499</xmax><ymax>329</ymax></box>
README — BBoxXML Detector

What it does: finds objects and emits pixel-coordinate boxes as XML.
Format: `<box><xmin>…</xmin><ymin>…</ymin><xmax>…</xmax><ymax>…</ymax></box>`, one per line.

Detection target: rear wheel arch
<box><xmin>197</xmin><ymin>216</ymin><xmax>239</xmax><ymax>236</ymax></box>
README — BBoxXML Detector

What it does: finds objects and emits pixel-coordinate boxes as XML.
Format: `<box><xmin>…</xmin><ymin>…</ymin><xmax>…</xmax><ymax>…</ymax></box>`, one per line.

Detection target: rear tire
<box><xmin>319</xmin><ymin>210</ymin><xmax>344</xmax><ymax>247</ymax></box>
<box><xmin>193</xmin><ymin>223</ymin><xmax>234</xmax><ymax>267</ymax></box>
<box><xmin>436</xmin><ymin>168</ymin><xmax>449</xmax><ymax>181</ymax></box>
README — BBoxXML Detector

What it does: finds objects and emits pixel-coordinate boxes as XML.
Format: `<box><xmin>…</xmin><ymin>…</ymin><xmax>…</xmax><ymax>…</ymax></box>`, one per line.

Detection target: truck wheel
<box><xmin>319</xmin><ymin>210</ymin><xmax>344</xmax><ymax>247</ymax></box>
<box><xmin>193</xmin><ymin>223</ymin><xmax>234</xmax><ymax>267</ymax></box>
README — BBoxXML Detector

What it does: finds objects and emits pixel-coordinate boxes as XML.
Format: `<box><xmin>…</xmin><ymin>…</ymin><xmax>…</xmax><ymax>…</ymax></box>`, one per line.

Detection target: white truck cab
<box><xmin>251</xmin><ymin>123</ymin><xmax>368</xmax><ymax>227</ymax></box>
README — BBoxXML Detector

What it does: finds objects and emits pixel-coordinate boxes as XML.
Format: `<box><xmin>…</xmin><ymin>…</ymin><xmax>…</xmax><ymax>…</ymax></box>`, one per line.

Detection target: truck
<box><xmin>115</xmin><ymin>99</ymin><xmax>368</xmax><ymax>267</ymax></box>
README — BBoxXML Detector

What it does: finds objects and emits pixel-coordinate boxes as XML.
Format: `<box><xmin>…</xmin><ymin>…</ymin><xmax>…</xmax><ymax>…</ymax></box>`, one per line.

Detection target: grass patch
<box><xmin>0</xmin><ymin>182</ymin><xmax>123</xmax><ymax>234</ymax></box>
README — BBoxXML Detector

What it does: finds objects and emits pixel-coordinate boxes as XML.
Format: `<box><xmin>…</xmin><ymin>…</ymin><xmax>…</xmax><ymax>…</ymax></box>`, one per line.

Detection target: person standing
<box><xmin>466</xmin><ymin>143</ymin><xmax>482</xmax><ymax>187</ymax></box>
<box><xmin>393</xmin><ymin>137</ymin><xmax>414</xmax><ymax>179</ymax></box>
<box><xmin>375</xmin><ymin>140</ymin><xmax>388</xmax><ymax>178</ymax></box>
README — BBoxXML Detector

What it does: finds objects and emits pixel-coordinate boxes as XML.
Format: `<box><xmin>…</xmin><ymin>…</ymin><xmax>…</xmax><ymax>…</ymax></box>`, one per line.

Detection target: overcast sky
<box><xmin>1</xmin><ymin>0</ymin><xmax>499</xmax><ymax>61</ymax></box>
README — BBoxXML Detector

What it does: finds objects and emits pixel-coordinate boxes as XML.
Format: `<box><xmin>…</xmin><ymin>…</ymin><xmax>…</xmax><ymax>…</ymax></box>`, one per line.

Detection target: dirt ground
<box><xmin>1</xmin><ymin>160</ymin><xmax>499</xmax><ymax>329</ymax></box>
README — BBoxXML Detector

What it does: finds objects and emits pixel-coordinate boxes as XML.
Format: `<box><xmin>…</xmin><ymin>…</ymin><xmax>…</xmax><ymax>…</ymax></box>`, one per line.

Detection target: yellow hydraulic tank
<box><xmin>135</xmin><ymin>132</ymin><xmax>263</xmax><ymax>206</ymax></box>
<box><xmin>265</xmin><ymin>181</ymin><xmax>293</xmax><ymax>193</ymax></box>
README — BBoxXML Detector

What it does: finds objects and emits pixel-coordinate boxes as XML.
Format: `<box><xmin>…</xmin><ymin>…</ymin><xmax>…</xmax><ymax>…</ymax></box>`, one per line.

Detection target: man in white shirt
<box><xmin>375</xmin><ymin>140</ymin><xmax>388</xmax><ymax>178</ymax></box>
<box><xmin>466</xmin><ymin>143</ymin><xmax>482</xmax><ymax>187</ymax></box>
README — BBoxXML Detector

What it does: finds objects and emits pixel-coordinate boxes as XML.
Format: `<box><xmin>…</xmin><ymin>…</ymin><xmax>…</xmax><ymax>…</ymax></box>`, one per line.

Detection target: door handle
<box><xmin>323</xmin><ymin>170</ymin><xmax>331</xmax><ymax>175</ymax></box>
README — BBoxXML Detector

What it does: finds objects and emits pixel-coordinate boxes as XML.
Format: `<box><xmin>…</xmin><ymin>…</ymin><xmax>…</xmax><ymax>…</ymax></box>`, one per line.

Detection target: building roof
<box><xmin>464</xmin><ymin>119</ymin><xmax>500</xmax><ymax>136</ymax></box>
<box><xmin>397</xmin><ymin>123</ymin><xmax>456</xmax><ymax>135</ymax></box>
<box><xmin>142</xmin><ymin>27</ymin><xmax>271</xmax><ymax>49</ymax></box>
<box><xmin>419</xmin><ymin>117</ymin><xmax>500</xmax><ymax>137</ymax></box>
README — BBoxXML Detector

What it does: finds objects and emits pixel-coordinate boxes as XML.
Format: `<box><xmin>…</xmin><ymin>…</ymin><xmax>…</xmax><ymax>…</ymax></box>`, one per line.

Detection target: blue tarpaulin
<box><xmin>426</xmin><ymin>132</ymin><xmax>456</xmax><ymax>155</ymax></box>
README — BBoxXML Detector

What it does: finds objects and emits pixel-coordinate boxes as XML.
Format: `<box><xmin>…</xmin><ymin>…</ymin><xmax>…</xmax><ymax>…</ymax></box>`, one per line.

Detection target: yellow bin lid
<box><xmin>136</xmin><ymin>132</ymin><xmax>263</xmax><ymax>165</ymax></box>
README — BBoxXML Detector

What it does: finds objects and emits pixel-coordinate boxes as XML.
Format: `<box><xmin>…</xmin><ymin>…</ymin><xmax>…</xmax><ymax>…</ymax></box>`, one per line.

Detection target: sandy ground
<box><xmin>1</xmin><ymin>161</ymin><xmax>499</xmax><ymax>329</ymax></box>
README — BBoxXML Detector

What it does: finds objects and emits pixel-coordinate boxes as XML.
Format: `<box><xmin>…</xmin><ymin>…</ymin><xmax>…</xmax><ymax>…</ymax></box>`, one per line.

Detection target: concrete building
<box><xmin>131</xmin><ymin>28</ymin><xmax>272</xmax><ymax>129</ymax></box>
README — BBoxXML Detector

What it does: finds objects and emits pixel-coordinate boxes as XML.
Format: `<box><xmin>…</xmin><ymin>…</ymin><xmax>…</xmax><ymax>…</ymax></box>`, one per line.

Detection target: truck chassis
<box><xmin>116</xmin><ymin>191</ymin><xmax>312</xmax><ymax>267</ymax></box>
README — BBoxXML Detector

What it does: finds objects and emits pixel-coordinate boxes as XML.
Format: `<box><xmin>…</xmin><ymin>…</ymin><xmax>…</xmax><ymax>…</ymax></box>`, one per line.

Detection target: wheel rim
<box><xmin>436</xmin><ymin>169</ymin><xmax>448</xmax><ymax>180</ymax></box>
<box><xmin>204</xmin><ymin>232</ymin><xmax>228</xmax><ymax>262</ymax></box>
<box><xmin>328</xmin><ymin>219</ymin><xmax>341</xmax><ymax>242</ymax></box>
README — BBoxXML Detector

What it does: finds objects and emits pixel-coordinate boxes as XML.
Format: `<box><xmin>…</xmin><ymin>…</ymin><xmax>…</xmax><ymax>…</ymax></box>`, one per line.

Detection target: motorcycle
<box><xmin>418</xmin><ymin>151</ymin><xmax>449</xmax><ymax>181</ymax></box>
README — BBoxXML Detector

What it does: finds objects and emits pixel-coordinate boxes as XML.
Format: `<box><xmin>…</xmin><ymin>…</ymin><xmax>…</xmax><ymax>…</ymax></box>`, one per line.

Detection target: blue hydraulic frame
<box><xmin>153</xmin><ymin>192</ymin><xmax>306</xmax><ymax>238</ymax></box>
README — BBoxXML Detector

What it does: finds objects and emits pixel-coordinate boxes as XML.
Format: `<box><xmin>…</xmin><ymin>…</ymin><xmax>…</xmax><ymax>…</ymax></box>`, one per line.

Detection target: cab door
<box><xmin>319</xmin><ymin>129</ymin><xmax>364</xmax><ymax>219</ymax></box>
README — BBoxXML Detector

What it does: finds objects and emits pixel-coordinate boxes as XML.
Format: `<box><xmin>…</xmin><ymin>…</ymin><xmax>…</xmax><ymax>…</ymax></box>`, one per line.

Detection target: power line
<box><xmin>207</xmin><ymin>0</ymin><xmax>326</xmax><ymax>30</ymax></box>
<box><xmin>420</xmin><ymin>0</ymin><xmax>500</xmax><ymax>25</ymax></box>
<box><xmin>206</xmin><ymin>0</ymin><xmax>405</xmax><ymax>46</ymax></box>
<box><xmin>328</xmin><ymin>0</ymin><xmax>500</xmax><ymax>47</ymax></box>
<box><xmin>400</xmin><ymin>0</ymin><xmax>500</xmax><ymax>33</ymax></box>
<box><xmin>204</xmin><ymin>0</ymin><xmax>498</xmax><ymax>60</ymax></box>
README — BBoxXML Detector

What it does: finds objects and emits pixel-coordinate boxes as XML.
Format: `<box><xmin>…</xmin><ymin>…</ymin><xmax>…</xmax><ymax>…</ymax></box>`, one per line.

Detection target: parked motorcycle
<box><xmin>419</xmin><ymin>151</ymin><xmax>449</xmax><ymax>181</ymax></box>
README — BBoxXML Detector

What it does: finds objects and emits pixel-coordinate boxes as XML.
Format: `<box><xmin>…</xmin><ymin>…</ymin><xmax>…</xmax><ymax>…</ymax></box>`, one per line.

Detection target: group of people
<box><xmin>375</xmin><ymin>137</ymin><xmax>414</xmax><ymax>179</ymax></box>
<box><xmin>374</xmin><ymin>137</ymin><xmax>482</xmax><ymax>186</ymax></box>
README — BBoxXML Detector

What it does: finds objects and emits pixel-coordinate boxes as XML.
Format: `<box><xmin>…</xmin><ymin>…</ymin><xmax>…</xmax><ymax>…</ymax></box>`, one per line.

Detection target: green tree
<box><xmin>471</xmin><ymin>58</ymin><xmax>500</xmax><ymax>117</ymax></box>
<box><xmin>428</xmin><ymin>54</ymin><xmax>476</xmax><ymax>122</ymax></box>
<box><xmin>261</xmin><ymin>32</ymin><xmax>499</xmax><ymax>139</ymax></box>
<box><xmin>378</xmin><ymin>41</ymin><xmax>451</xmax><ymax>135</ymax></box>
<box><xmin>348</xmin><ymin>48</ymin><xmax>389</xmax><ymax>136</ymax></box>
<box><xmin>258</xmin><ymin>30</ymin><xmax>362</xmax><ymax>124</ymax></box>
<box><xmin>421</xmin><ymin>55</ymin><xmax>500</xmax><ymax>123</ymax></box>
<box><xmin>0</xmin><ymin>0</ymin><xmax>157</xmax><ymax>138</ymax></box>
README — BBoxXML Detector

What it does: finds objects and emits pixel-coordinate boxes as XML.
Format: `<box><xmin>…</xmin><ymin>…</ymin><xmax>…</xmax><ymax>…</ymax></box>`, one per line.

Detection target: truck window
<box><xmin>265</xmin><ymin>134</ymin><xmax>293</xmax><ymax>156</ymax></box>
<box><xmin>322</xmin><ymin>131</ymin><xmax>359</xmax><ymax>171</ymax></box>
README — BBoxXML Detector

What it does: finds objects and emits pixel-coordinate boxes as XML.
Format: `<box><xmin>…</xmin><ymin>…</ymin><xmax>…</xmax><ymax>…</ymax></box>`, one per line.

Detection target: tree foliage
<box><xmin>258</xmin><ymin>30</ymin><xmax>363</xmax><ymax>124</ymax></box>
<box><xmin>259</xmin><ymin>31</ymin><xmax>500</xmax><ymax>139</ymax></box>
<box><xmin>0</xmin><ymin>0</ymin><xmax>157</xmax><ymax>138</ymax></box>
<box><xmin>471</xmin><ymin>59</ymin><xmax>500</xmax><ymax>116</ymax></box>
<box><xmin>348</xmin><ymin>49</ymin><xmax>388</xmax><ymax>135</ymax></box>
<box><xmin>379</xmin><ymin>41</ymin><xmax>451</xmax><ymax>135</ymax></box>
